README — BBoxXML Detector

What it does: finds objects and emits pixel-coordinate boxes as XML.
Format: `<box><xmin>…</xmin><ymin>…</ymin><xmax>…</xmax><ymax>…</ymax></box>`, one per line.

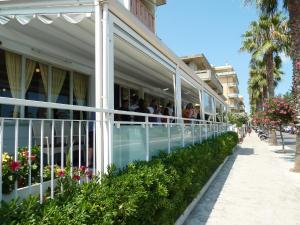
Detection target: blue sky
<box><xmin>156</xmin><ymin>0</ymin><xmax>293</xmax><ymax>113</ymax></box>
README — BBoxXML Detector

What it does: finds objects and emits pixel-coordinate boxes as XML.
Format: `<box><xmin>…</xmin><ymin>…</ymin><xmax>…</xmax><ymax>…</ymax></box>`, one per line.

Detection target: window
<box><xmin>73</xmin><ymin>72</ymin><xmax>89</xmax><ymax>120</ymax></box>
<box><xmin>52</xmin><ymin>68</ymin><xmax>70</xmax><ymax>119</ymax></box>
<box><xmin>0</xmin><ymin>49</ymin><xmax>20</xmax><ymax>117</ymax></box>
<box><xmin>25</xmin><ymin>61</ymin><xmax>47</xmax><ymax>118</ymax></box>
<box><xmin>204</xmin><ymin>92</ymin><xmax>214</xmax><ymax>114</ymax></box>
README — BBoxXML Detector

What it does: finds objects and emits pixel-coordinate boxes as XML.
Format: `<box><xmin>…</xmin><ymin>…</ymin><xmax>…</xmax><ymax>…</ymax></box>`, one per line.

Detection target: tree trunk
<box><xmin>265</xmin><ymin>52</ymin><xmax>274</xmax><ymax>98</ymax></box>
<box><xmin>279</xmin><ymin>125</ymin><xmax>285</xmax><ymax>152</ymax></box>
<box><xmin>265</xmin><ymin>53</ymin><xmax>277</xmax><ymax>145</ymax></box>
<box><xmin>287</xmin><ymin>0</ymin><xmax>300</xmax><ymax>172</ymax></box>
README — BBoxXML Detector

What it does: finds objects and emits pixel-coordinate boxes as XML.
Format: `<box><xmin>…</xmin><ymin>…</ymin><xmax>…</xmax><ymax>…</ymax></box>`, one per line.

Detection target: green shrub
<box><xmin>0</xmin><ymin>132</ymin><xmax>238</xmax><ymax>225</ymax></box>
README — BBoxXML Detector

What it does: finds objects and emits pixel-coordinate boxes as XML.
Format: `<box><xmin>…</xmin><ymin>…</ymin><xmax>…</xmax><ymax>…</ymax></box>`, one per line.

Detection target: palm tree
<box><xmin>241</xmin><ymin>13</ymin><xmax>290</xmax><ymax>98</ymax></box>
<box><xmin>248</xmin><ymin>59</ymin><xmax>283</xmax><ymax>113</ymax></box>
<box><xmin>245</xmin><ymin>0</ymin><xmax>300</xmax><ymax>172</ymax></box>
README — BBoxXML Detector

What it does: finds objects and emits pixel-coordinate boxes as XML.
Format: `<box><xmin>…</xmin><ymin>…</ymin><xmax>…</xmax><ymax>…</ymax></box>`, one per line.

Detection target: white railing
<box><xmin>0</xmin><ymin>97</ymin><xmax>229</xmax><ymax>204</ymax></box>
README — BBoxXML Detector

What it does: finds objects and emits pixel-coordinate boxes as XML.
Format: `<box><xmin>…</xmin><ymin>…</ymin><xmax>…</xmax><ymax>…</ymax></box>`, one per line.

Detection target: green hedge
<box><xmin>0</xmin><ymin>132</ymin><xmax>238</xmax><ymax>225</ymax></box>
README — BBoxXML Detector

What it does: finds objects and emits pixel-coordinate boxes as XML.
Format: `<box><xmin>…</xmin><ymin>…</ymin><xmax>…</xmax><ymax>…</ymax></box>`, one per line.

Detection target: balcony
<box><xmin>196</xmin><ymin>70</ymin><xmax>223</xmax><ymax>95</ymax></box>
<box><xmin>130</xmin><ymin>0</ymin><xmax>155</xmax><ymax>32</ymax></box>
<box><xmin>228</xmin><ymin>93</ymin><xmax>239</xmax><ymax>98</ymax></box>
<box><xmin>228</xmin><ymin>82</ymin><xmax>237</xmax><ymax>87</ymax></box>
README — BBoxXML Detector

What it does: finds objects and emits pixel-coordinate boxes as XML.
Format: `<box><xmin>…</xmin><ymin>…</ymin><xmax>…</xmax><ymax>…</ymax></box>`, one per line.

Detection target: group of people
<box><xmin>115</xmin><ymin>96</ymin><xmax>200</xmax><ymax>123</ymax></box>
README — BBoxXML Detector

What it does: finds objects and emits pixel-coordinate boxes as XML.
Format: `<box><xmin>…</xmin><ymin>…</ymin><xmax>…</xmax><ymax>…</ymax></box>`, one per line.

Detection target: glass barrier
<box><xmin>113</xmin><ymin>125</ymin><xmax>147</xmax><ymax>169</ymax></box>
<box><xmin>194</xmin><ymin>124</ymin><xmax>201</xmax><ymax>144</ymax></box>
<box><xmin>170</xmin><ymin>124</ymin><xmax>183</xmax><ymax>151</ymax></box>
<box><xmin>184</xmin><ymin>124</ymin><xmax>193</xmax><ymax>146</ymax></box>
<box><xmin>149</xmin><ymin>124</ymin><xmax>168</xmax><ymax>158</ymax></box>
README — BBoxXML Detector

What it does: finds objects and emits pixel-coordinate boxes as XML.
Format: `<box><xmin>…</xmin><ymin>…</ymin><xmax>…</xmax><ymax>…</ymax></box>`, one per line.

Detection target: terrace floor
<box><xmin>184</xmin><ymin>132</ymin><xmax>300</xmax><ymax>225</ymax></box>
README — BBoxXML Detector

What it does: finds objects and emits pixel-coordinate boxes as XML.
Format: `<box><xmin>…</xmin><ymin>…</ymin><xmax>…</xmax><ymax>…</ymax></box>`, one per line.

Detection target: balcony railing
<box><xmin>130</xmin><ymin>0</ymin><xmax>155</xmax><ymax>32</ymax></box>
<box><xmin>228</xmin><ymin>82</ymin><xmax>237</xmax><ymax>87</ymax></box>
<box><xmin>228</xmin><ymin>93</ymin><xmax>239</xmax><ymax>98</ymax></box>
<box><xmin>0</xmin><ymin>97</ymin><xmax>229</xmax><ymax>204</ymax></box>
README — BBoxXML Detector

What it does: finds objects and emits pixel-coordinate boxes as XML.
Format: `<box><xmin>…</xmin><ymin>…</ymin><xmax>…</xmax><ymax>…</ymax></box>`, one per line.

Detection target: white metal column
<box><xmin>95</xmin><ymin>0</ymin><xmax>103</xmax><ymax>174</ymax></box>
<box><xmin>175</xmin><ymin>66</ymin><xmax>182</xmax><ymax>118</ymax></box>
<box><xmin>102</xmin><ymin>1</ymin><xmax>114</xmax><ymax>173</ymax></box>
<box><xmin>201</xmin><ymin>89</ymin><xmax>205</xmax><ymax>120</ymax></box>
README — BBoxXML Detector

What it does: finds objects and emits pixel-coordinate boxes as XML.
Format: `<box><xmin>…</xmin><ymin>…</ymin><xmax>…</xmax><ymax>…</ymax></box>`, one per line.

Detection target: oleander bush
<box><xmin>0</xmin><ymin>132</ymin><xmax>238</xmax><ymax>225</ymax></box>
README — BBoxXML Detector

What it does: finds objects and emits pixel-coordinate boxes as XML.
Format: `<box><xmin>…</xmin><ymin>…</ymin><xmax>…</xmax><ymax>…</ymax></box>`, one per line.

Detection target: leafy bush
<box><xmin>0</xmin><ymin>132</ymin><xmax>238</xmax><ymax>225</ymax></box>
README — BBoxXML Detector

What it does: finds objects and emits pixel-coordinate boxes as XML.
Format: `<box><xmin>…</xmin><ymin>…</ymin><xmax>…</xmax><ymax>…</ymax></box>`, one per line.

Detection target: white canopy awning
<box><xmin>0</xmin><ymin>13</ymin><xmax>93</xmax><ymax>25</ymax></box>
<box><xmin>0</xmin><ymin>0</ymin><xmax>95</xmax><ymax>25</ymax></box>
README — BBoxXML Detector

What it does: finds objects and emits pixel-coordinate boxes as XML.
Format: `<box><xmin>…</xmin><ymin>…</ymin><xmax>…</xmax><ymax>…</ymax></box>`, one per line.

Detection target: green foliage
<box><xmin>0</xmin><ymin>132</ymin><xmax>238</xmax><ymax>225</ymax></box>
<box><xmin>228</xmin><ymin>113</ymin><xmax>248</xmax><ymax>127</ymax></box>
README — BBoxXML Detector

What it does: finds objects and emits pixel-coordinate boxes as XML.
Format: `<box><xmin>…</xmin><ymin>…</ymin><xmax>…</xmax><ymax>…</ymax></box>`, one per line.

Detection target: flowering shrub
<box><xmin>2</xmin><ymin>146</ymin><xmax>40</xmax><ymax>194</ymax></box>
<box><xmin>262</xmin><ymin>97</ymin><xmax>295</xmax><ymax>128</ymax></box>
<box><xmin>296</xmin><ymin>60</ymin><xmax>300</xmax><ymax>69</ymax></box>
<box><xmin>2</xmin><ymin>147</ymin><xmax>93</xmax><ymax>195</ymax></box>
<box><xmin>1</xmin><ymin>132</ymin><xmax>238</xmax><ymax>225</ymax></box>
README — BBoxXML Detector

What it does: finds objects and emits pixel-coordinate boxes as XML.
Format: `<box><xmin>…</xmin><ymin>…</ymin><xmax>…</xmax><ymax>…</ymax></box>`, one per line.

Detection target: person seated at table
<box><xmin>134</xmin><ymin>99</ymin><xmax>150</xmax><ymax>122</ymax></box>
<box><xmin>148</xmin><ymin>99</ymin><xmax>158</xmax><ymax>122</ymax></box>
<box><xmin>182</xmin><ymin>103</ymin><xmax>195</xmax><ymax>123</ymax></box>
<box><xmin>116</xmin><ymin>99</ymin><xmax>131</xmax><ymax>121</ymax></box>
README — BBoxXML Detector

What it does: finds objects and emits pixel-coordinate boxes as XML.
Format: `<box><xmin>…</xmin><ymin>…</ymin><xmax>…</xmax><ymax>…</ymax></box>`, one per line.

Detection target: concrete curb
<box><xmin>175</xmin><ymin>145</ymin><xmax>238</xmax><ymax>225</ymax></box>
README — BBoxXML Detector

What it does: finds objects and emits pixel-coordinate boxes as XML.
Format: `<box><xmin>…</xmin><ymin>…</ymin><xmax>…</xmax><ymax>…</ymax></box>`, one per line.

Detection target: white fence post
<box><xmin>146</xmin><ymin>116</ymin><xmax>150</xmax><ymax>161</ymax></box>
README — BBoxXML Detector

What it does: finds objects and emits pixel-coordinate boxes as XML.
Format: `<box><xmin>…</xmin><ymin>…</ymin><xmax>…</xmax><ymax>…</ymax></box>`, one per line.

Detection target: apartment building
<box><xmin>215</xmin><ymin>65</ymin><xmax>245</xmax><ymax>113</ymax></box>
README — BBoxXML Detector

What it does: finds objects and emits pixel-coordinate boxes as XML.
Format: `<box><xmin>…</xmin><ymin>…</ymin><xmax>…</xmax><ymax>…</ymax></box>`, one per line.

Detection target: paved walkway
<box><xmin>184</xmin><ymin>133</ymin><xmax>300</xmax><ymax>225</ymax></box>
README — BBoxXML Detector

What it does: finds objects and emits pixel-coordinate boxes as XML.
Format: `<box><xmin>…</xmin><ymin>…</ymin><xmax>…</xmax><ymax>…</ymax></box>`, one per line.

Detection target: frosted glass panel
<box><xmin>149</xmin><ymin>125</ymin><xmax>168</xmax><ymax>158</ymax></box>
<box><xmin>194</xmin><ymin>125</ymin><xmax>201</xmax><ymax>144</ymax></box>
<box><xmin>113</xmin><ymin>125</ymin><xmax>146</xmax><ymax>169</ymax></box>
<box><xmin>184</xmin><ymin>125</ymin><xmax>193</xmax><ymax>146</ymax></box>
<box><xmin>170</xmin><ymin>124</ymin><xmax>182</xmax><ymax>151</ymax></box>
<box><xmin>201</xmin><ymin>124</ymin><xmax>207</xmax><ymax>140</ymax></box>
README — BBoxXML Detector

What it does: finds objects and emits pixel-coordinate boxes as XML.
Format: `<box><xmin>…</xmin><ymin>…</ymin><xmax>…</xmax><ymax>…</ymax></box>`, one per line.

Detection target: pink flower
<box><xmin>85</xmin><ymin>169</ymin><xmax>93</xmax><ymax>179</ymax></box>
<box><xmin>10</xmin><ymin>161</ymin><xmax>21</xmax><ymax>171</ymax></box>
<box><xmin>72</xmin><ymin>175</ymin><xmax>80</xmax><ymax>181</ymax></box>
<box><xmin>57</xmin><ymin>169</ymin><xmax>65</xmax><ymax>177</ymax></box>
<box><xmin>79</xmin><ymin>166</ymin><xmax>86</xmax><ymax>172</ymax></box>
<box><xmin>296</xmin><ymin>61</ymin><xmax>300</xmax><ymax>69</ymax></box>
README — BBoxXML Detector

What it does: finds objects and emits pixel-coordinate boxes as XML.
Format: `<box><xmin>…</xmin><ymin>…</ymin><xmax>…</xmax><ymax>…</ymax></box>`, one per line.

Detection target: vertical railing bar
<box><xmin>14</xmin><ymin>119</ymin><xmax>19</xmax><ymax>199</ymax></box>
<box><xmin>182</xmin><ymin>119</ymin><xmax>185</xmax><ymax>147</ymax></box>
<box><xmin>192</xmin><ymin>121</ymin><xmax>195</xmax><ymax>145</ymax></box>
<box><xmin>200</xmin><ymin>122</ymin><xmax>202</xmax><ymax>143</ymax></box>
<box><xmin>61</xmin><ymin>121</ymin><xmax>64</xmax><ymax>170</ymax></box>
<box><xmin>167</xmin><ymin>118</ymin><xmax>171</xmax><ymax>154</ymax></box>
<box><xmin>51</xmin><ymin>120</ymin><xmax>55</xmax><ymax>199</ymax></box>
<box><xmin>61</xmin><ymin>120</ymin><xmax>64</xmax><ymax>193</ymax></box>
<box><xmin>78</xmin><ymin>121</ymin><xmax>81</xmax><ymax>184</ymax></box>
<box><xmin>93</xmin><ymin>121</ymin><xmax>95</xmax><ymax>175</ymax></box>
<box><xmin>70</xmin><ymin>121</ymin><xmax>73</xmax><ymax>177</ymax></box>
<box><xmin>206</xmin><ymin>122</ymin><xmax>208</xmax><ymax>140</ymax></box>
<box><xmin>146</xmin><ymin>116</ymin><xmax>149</xmax><ymax>161</ymax></box>
<box><xmin>0</xmin><ymin>118</ymin><xmax>4</xmax><ymax>205</ymax></box>
<box><xmin>40</xmin><ymin>120</ymin><xmax>44</xmax><ymax>204</ymax></box>
<box><xmin>86</xmin><ymin>121</ymin><xmax>89</xmax><ymax>182</ymax></box>
<box><xmin>86</xmin><ymin>121</ymin><xmax>89</xmax><ymax>168</ymax></box>
<box><xmin>28</xmin><ymin>120</ymin><xmax>32</xmax><ymax>194</ymax></box>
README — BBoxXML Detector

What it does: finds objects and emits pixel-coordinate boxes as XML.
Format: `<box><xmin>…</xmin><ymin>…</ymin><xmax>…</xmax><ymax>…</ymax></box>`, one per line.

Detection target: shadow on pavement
<box><xmin>274</xmin><ymin>133</ymin><xmax>296</xmax><ymax>163</ymax></box>
<box><xmin>184</xmin><ymin>146</ymin><xmax>254</xmax><ymax>225</ymax></box>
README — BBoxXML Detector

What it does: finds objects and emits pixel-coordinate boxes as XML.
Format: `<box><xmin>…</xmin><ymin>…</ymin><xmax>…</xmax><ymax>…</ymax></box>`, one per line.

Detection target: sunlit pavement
<box><xmin>184</xmin><ymin>133</ymin><xmax>300</xmax><ymax>225</ymax></box>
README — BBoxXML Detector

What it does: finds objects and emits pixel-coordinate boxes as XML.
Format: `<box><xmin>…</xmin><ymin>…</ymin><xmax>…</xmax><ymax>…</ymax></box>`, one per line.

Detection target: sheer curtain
<box><xmin>73</xmin><ymin>72</ymin><xmax>88</xmax><ymax>119</ymax></box>
<box><xmin>25</xmin><ymin>59</ymin><xmax>36</xmax><ymax>92</ymax></box>
<box><xmin>5</xmin><ymin>51</ymin><xmax>21</xmax><ymax>117</ymax></box>
<box><xmin>52</xmin><ymin>67</ymin><xmax>66</xmax><ymax>103</ymax></box>
<box><xmin>39</xmin><ymin>63</ymin><xmax>48</xmax><ymax>95</ymax></box>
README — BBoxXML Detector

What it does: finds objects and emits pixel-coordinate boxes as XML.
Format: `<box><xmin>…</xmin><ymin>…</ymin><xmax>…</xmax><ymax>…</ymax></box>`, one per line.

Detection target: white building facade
<box><xmin>0</xmin><ymin>0</ymin><xmax>228</xmax><ymax>202</ymax></box>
